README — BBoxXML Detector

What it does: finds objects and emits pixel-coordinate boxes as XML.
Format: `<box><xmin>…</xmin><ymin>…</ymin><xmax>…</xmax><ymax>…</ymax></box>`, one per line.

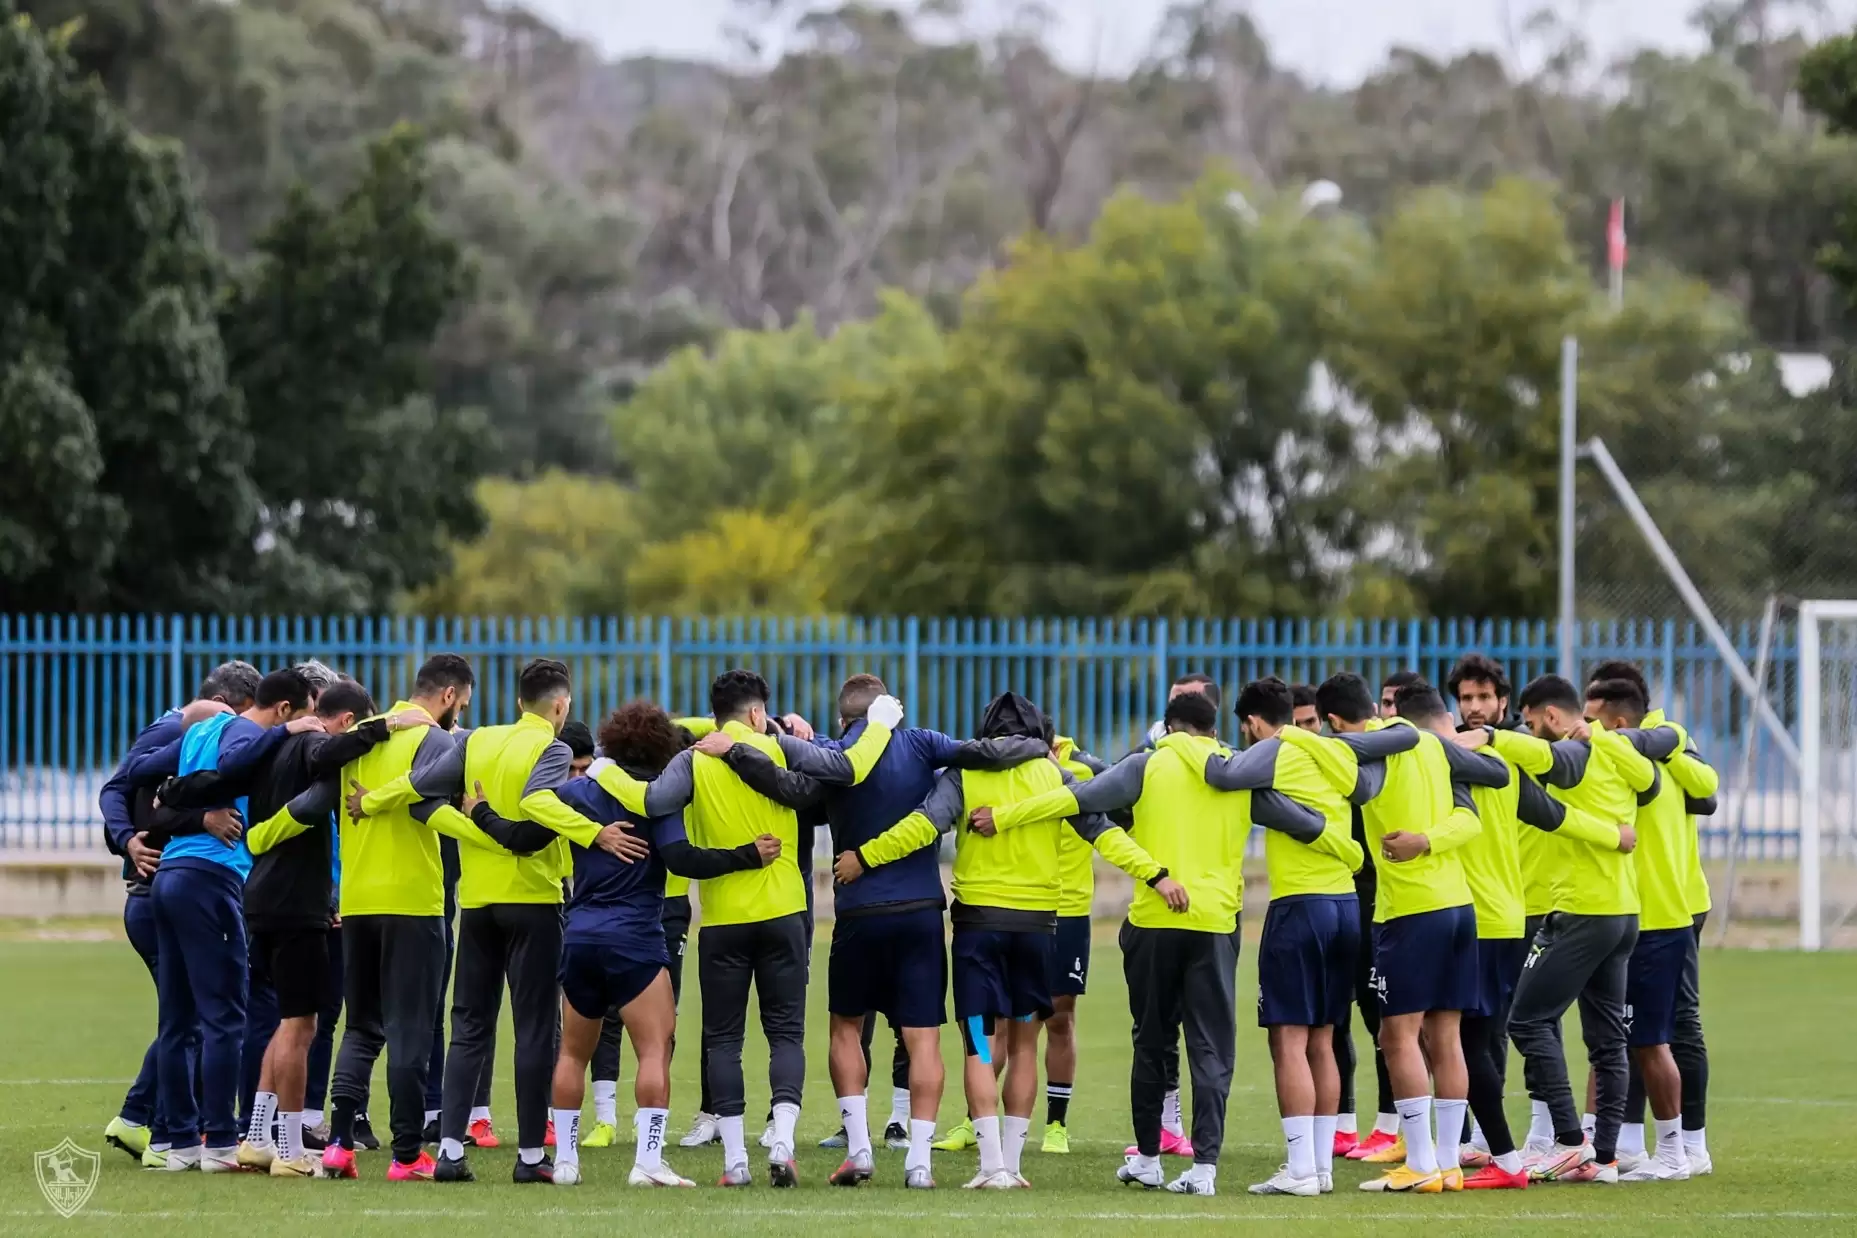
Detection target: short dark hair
<box><xmin>1587</xmin><ymin>659</ymin><xmax>1648</xmax><ymax>701</ymax></box>
<box><xmin>1291</xmin><ymin>683</ymin><xmax>1318</xmax><ymax>709</ymax></box>
<box><xmin>518</xmin><ymin>658</ymin><xmax>572</xmax><ymax>706</ymax></box>
<box><xmin>255</xmin><ymin>668</ymin><xmax>314</xmax><ymax>712</ymax></box>
<box><xmin>599</xmin><ymin>702</ymin><xmax>682</xmax><ymax>773</ymax></box>
<box><xmin>837</xmin><ymin>673</ymin><xmax>887</xmax><ymax>723</ymax></box>
<box><xmin>1394</xmin><ymin>680</ymin><xmax>1449</xmax><ymax>723</ymax></box>
<box><xmin>1164</xmin><ymin>690</ymin><xmax>1220</xmax><ymax>733</ymax></box>
<box><xmin>316</xmin><ymin>679</ymin><xmax>376</xmax><ymax>720</ymax></box>
<box><xmin>1517</xmin><ymin>674</ymin><xmax>1582</xmax><ymax>714</ymax></box>
<box><xmin>1585</xmin><ymin>677</ymin><xmax>1648</xmax><ymax>722</ymax></box>
<box><xmin>1172</xmin><ymin>672</ymin><xmax>1222</xmax><ymax>708</ymax></box>
<box><xmin>1446</xmin><ymin>653</ymin><xmax>1511</xmax><ymax>702</ymax></box>
<box><xmin>559</xmin><ymin>719</ymin><xmax>595</xmax><ymax>759</ymax></box>
<box><xmin>415</xmin><ymin>653</ymin><xmax>475</xmax><ymax>695</ymax></box>
<box><xmin>197</xmin><ymin>660</ymin><xmax>261</xmax><ymax>708</ymax></box>
<box><xmin>1317</xmin><ymin>672</ymin><xmax>1377</xmax><ymax>724</ymax></box>
<box><xmin>1381</xmin><ymin>669</ymin><xmax>1422</xmax><ymax>694</ymax></box>
<box><xmin>710</xmin><ymin>669</ymin><xmax>770</xmax><ymax>721</ymax></box>
<box><xmin>1235</xmin><ymin>676</ymin><xmax>1294</xmax><ymax>727</ymax></box>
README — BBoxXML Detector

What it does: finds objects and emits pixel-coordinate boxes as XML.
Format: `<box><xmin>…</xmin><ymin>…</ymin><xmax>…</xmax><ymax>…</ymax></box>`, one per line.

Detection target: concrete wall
<box><xmin>0</xmin><ymin>853</ymin><xmax>124</xmax><ymax>918</ymax></box>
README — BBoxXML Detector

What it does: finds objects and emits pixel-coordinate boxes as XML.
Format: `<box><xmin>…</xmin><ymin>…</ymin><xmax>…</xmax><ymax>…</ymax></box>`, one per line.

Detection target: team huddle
<box><xmin>94</xmin><ymin>649</ymin><xmax>1717</xmax><ymax>1197</ymax></box>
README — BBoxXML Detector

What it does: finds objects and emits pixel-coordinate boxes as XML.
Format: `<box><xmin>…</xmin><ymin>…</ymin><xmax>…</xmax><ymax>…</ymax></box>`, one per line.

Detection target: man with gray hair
<box><xmin>293</xmin><ymin>661</ymin><xmax>340</xmax><ymax>697</ymax></box>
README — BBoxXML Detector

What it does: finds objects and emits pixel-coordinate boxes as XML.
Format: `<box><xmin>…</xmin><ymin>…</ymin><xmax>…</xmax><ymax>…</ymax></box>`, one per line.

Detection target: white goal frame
<box><xmin>1800</xmin><ymin>599</ymin><xmax>1857</xmax><ymax>951</ymax></box>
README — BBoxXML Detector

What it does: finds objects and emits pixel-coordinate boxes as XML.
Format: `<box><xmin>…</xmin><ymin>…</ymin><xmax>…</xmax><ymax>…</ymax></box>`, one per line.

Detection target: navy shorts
<box><xmin>1049</xmin><ymin>915</ymin><xmax>1092</xmax><ymax>997</ymax></box>
<box><xmin>952</xmin><ymin>927</ymin><xmax>1054</xmax><ymax>1022</ymax></box>
<box><xmin>1258</xmin><ymin>894</ymin><xmax>1359</xmax><ymax>1027</ymax></box>
<box><xmin>1372</xmin><ymin>904</ymin><xmax>1479</xmax><ymax>1016</ymax></box>
<box><xmin>559</xmin><ymin>942</ymin><xmax>666</xmax><ymax>1020</ymax></box>
<box><xmin>1626</xmin><ymin>927</ymin><xmax>1692</xmax><ymax>1047</ymax></box>
<box><xmin>829</xmin><ymin>907</ymin><xmax>947</xmax><ymax>1027</ymax></box>
<box><xmin>1473</xmin><ymin>936</ymin><xmax>1529</xmax><ymax>1019</ymax></box>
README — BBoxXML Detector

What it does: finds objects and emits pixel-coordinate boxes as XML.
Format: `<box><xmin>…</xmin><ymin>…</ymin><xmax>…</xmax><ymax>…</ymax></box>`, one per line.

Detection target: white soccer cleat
<box><xmin>1687</xmin><ymin>1149</ymin><xmax>1713</xmax><ymax>1176</ymax></box>
<box><xmin>554</xmin><ymin>1162</ymin><xmax>581</xmax><ymax>1186</ymax></box>
<box><xmin>161</xmin><ymin>1146</ymin><xmax>202</xmax><ymax>1173</ymax></box>
<box><xmin>1166</xmin><ymin>1167</ymin><xmax>1218</xmax><ymax>1196</ymax></box>
<box><xmin>1248</xmin><ymin>1165</ymin><xmax>1320</xmax><ymax>1196</ymax></box>
<box><xmin>629</xmin><ymin>1163</ymin><xmax>695</xmax><ymax>1187</ymax></box>
<box><xmin>905</xmin><ymin>1167</ymin><xmax>935</xmax><ymax>1189</ymax></box>
<box><xmin>1318</xmin><ymin>1170</ymin><xmax>1333</xmax><ymax>1194</ymax></box>
<box><xmin>758</xmin><ymin>1121</ymin><xmax>776</xmax><ymax>1149</ymax></box>
<box><xmin>679</xmin><ymin>1112</ymin><xmax>719</xmax><ymax>1148</ymax></box>
<box><xmin>963</xmin><ymin>1169</ymin><xmax>1022</xmax><ymax>1190</ymax></box>
<box><xmin>1116</xmin><ymin>1155</ymin><xmax>1165</xmax><ymax>1189</ymax></box>
<box><xmin>1620</xmin><ymin>1157</ymin><xmax>1690</xmax><ymax>1182</ymax></box>
<box><xmin>200</xmin><ymin>1146</ymin><xmax>242</xmax><ymax>1174</ymax></box>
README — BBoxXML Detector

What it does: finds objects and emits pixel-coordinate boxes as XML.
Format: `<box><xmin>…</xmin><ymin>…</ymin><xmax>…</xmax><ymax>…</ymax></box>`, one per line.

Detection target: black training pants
<box><xmin>698</xmin><ymin>912</ymin><xmax>808</xmax><ymax>1119</ymax></box>
<box><xmin>442</xmin><ymin>903</ymin><xmax>563</xmax><ymax>1150</ymax></box>
<box><xmin>1509</xmin><ymin>911</ymin><xmax>1638</xmax><ymax>1163</ymax></box>
<box><xmin>1334</xmin><ymin>878</ymin><xmax>1391</xmax><ymax>1117</ymax></box>
<box><xmin>332</xmin><ymin>914</ymin><xmax>446</xmax><ymax>1162</ymax></box>
<box><xmin>1120</xmin><ymin>922</ymin><xmax>1239</xmax><ymax>1166</ymax></box>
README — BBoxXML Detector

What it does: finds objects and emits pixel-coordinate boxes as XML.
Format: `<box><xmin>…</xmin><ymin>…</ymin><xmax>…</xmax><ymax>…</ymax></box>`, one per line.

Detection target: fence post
<box><xmin>1154</xmin><ymin>617</ymin><xmax>1170</xmax><ymax>711</ymax></box>
<box><xmin>657</xmin><ymin>616</ymin><xmax>673</xmax><ymax>709</ymax></box>
<box><xmin>168</xmin><ymin>614</ymin><xmax>183</xmax><ymax>706</ymax></box>
<box><xmin>905</xmin><ymin>615</ymin><xmax>920</xmax><ymax>713</ymax></box>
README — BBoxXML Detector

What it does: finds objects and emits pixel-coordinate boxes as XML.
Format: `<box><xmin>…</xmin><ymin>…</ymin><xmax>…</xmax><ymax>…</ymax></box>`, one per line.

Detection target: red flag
<box><xmin>1607</xmin><ymin>199</ymin><xmax>1627</xmax><ymax>275</ymax></box>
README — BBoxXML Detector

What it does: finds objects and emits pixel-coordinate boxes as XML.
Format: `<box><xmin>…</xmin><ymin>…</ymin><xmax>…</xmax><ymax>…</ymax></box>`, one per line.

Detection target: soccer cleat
<box><xmin>387</xmin><ymin>1151</ymin><xmax>438</xmax><ymax>1181</ymax></box>
<box><xmin>140</xmin><ymin>1145</ymin><xmax>170</xmax><ymax>1170</ymax></box>
<box><xmin>717</xmin><ymin>1163</ymin><xmax>753</xmax><ymax>1187</ymax></box>
<box><xmin>1347</xmin><ymin>1129</ymin><xmax>1400</xmax><ymax>1161</ymax></box>
<box><xmin>161</xmin><ymin>1146</ymin><xmax>201</xmax><ymax>1173</ymax></box>
<box><xmin>1360</xmin><ymin>1134</ymin><xmax>1408</xmax><ymax>1164</ymax></box>
<box><xmin>1160</xmin><ymin>1129</ymin><xmax>1195</xmax><ymax>1158</ymax></box>
<box><xmin>905</xmin><ymin>1167</ymin><xmax>936</xmax><ymax>1189</ymax></box>
<box><xmin>819</xmin><ymin>1127</ymin><xmax>848</xmax><ymax>1149</ymax></box>
<box><xmin>1333</xmin><ymin>1129</ymin><xmax>1359</xmax><ymax>1158</ymax></box>
<box><xmin>1116</xmin><ymin>1156</ymin><xmax>1166</xmax><ymax>1189</ymax></box>
<box><xmin>555</xmin><ymin>1162</ymin><xmax>581</xmax><ymax>1187</ymax></box>
<box><xmin>1042</xmin><ymin>1121</ymin><xmax>1070</xmax><ymax>1154</ymax></box>
<box><xmin>434</xmin><ymin>1152</ymin><xmax>474</xmax><ymax>1183</ymax></box>
<box><xmin>680</xmin><ymin>1112</ymin><xmax>720</xmax><ymax>1147</ymax></box>
<box><xmin>513</xmin><ymin>1155</ymin><xmax>555</xmax><ymax>1184</ymax></box>
<box><xmin>1686</xmin><ymin>1149</ymin><xmax>1713</xmax><ymax>1176</ymax></box>
<box><xmin>544</xmin><ymin>1120</ymin><xmax>556</xmax><ymax>1148</ymax></box>
<box><xmin>200</xmin><ymin>1146</ymin><xmax>242</xmax><ymax>1174</ymax></box>
<box><xmin>466</xmin><ymin>1117</ymin><xmax>499</xmax><ymax>1149</ymax></box>
<box><xmin>768</xmin><ymin>1143</ymin><xmax>799</xmax><ymax>1188</ymax></box>
<box><xmin>628</xmin><ymin>1163</ymin><xmax>696</xmax><ymax>1188</ymax></box>
<box><xmin>933</xmin><ymin>1119</ymin><xmax>977</xmax><ymax>1152</ymax></box>
<box><xmin>1619</xmin><ymin>1157</ymin><xmax>1689</xmax><ymax>1182</ymax></box>
<box><xmin>1359</xmin><ymin>1165</ymin><xmax>1444</xmax><ymax>1193</ymax></box>
<box><xmin>352</xmin><ymin>1113</ymin><xmax>381</xmax><ymax>1151</ymax></box>
<box><xmin>582</xmin><ymin>1121</ymin><xmax>617</xmax><ymax>1148</ymax></box>
<box><xmin>963</xmin><ymin>1169</ymin><xmax>1023</xmax><ymax>1190</ymax></box>
<box><xmin>829</xmin><ymin>1152</ymin><xmax>873</xmax><ymax>1186</ymax></box>
<box><xmin>1557</xmin><ymin>1159</ymin><xmax>1619</xmax><ymax>1184</ymax></box>
<box><xmin>1462</xmin><ymin>1163</ymin><xmax>1530</xmax><ymax>1190</ymax></box>
<box><xmin>270</xmin><ymin>1153</ymin><xmax>320</xmax><ymax>1178</ymax></box>
<box><xmin>422</xmin><ymin>1118</ymin><xmax>439</xmax><ymax>1145</ymax></box>
<box><xmin>884</xmin><ymin>1122</ymin><xmax>910</xmax><ymax>1150</ymax></box>
<box><xmin>1459</xmin><ymin>1145</ymin><xmax>1493</xmax><ymax>1169</ymax></box>
<box><xmin>302</xmin><ymin>1123</ymin><xmax>330</xmax><ymax>1152</ymax></box>
<box><xmin>1168</xmin><ymin>1169</ymin><xmax>1218</xmax><ymax>1196</ymax></box>
<box><xmin>105</xmin><ymin>1116</ymin><xmax>151</xmax><ymax>1160</ymax></box>
<box><xmin>319</xmin><ymin>1144</ymin><xmax>358</xmax><ymax>1179</ymax></box>
<box><xmin>1248</xmin><ymin>1165</ymin><xmax>1320</xmax><ymax>1196</ymax></box>
<box><xmin>1317</xmin><ymin>1171</ymin><xmax>1333</xmax><ymax>1194</ymax></box>
<box><xmin>1530</xmin><ymin>1142</ymin><xmax>1595</xmax><ymax>1182</ymax></box>
<box><xmin>1440</xmin><ymin>1167</ymin><xmax>1465</xmax><ymax>1191</ymax></box>
<box><xmin>236</xmin><ymin>1142</ymin><xmax>276</xmax><ymax>1171</ymax></box>
<box><xmin>759</xmin><ymin>1121</ymin><xmax>776</xmax><ymax>1149</ymax></box>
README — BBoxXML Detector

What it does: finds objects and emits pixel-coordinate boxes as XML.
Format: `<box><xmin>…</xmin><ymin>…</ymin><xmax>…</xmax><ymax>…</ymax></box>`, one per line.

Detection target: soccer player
<box><xmin>1458</xmin><ymin>673</ymin><xmax>1665</xmax><ymax>1184</ymax></box>
<box><xmin>1291</xmin><ymin>684</ymin><xmax>1322</xmax><ymax>733</ymax></box>
<box><xmin>1040</xmin><ymin>730</ymin><xmax>1102</xmax><ymax>1156</ymax></box>
<box><xmin>1589</xmin><ymin>660</ymin><xmax>1719</xmax><ymax>1174</ymax></box>
<box><xmin>1278</xmin><ymin>672</ymin><xmax>1497</xmax><ymax>1194</ymax></box>
<box><xmin>1380</xmin><ymin>670</ymin><xmax>1422</xmax><ymax>716</ymax></box>
<box><xmin>99</xmin><ymin>661</ymin><xmax>259</xmax><ymax>1169</ymax></box>
<box><xmin>847</xmin><ymin>691</ymin><xmax>1183</xmax><ymax>1191</ymax></box>
<box><xmin>561</xmin><ymin>719</ymin><xmax>596</xmax><ymax>776</ymax></box>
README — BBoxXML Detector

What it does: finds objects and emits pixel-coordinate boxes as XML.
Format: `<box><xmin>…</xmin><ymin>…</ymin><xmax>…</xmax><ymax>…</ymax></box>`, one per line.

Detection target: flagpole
<box><xmin>1607</xmin><ymin>198</ymin><xmax>1626</xmax><ymax>310</ymax></box>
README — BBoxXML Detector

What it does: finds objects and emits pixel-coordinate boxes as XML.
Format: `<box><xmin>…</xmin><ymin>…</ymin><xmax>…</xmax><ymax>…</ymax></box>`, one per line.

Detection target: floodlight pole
<box><xmin>1558</xmin><ymin>336</ymin><xmax>1578</xmax><ymax>679</ymax></box>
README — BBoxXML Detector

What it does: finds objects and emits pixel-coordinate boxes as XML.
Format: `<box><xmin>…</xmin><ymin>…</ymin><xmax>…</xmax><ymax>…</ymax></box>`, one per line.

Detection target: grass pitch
<box><xmin>1</xmin><ymin>924</ymin><xmax>1854</xmax><ymax>1236</ymax></box>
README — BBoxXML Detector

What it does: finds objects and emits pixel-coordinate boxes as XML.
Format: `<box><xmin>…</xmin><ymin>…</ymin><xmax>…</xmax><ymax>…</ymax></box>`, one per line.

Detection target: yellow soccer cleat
<box><xmin>582</xmin><ymin>1121</ymin><xmax>617</xmax><ymax>1149</ymax></box>
<box><xmin>932</xmin><ymin>1119</ymin><xmax>976</xmax><ymax>1152</ymax></box>
<box><xmin>1440</xmin><ymin>1167</ymin><xmax>1465</xmax><ymax>1191</ymax></box>
<box><xmin>236</xmin><ymin>1142</ymin><xmax>276</xmax><ymax>1171</ymax></box>
<box><xmin>270</xmin><ymin>1153</ymin><xmax>320</xmax><ymax>1178</ymax></box>
<box><xmin>1359</xmin><ymin>1165</ymin><xmax>1444</xmax><ymax>1193</ymax></box>
<box><xmin>1361</xmin><ymin>1134</ymin><xmax>1408</xmax><ymax>1164</ymax></box>
<box><xmin>1041</xmin><ymin>1121</ymin><xmax>1070</xmax><ymax>1155</ymax></box>
<box><xmin>105</xmin><ymin>1116</ymin><xmax>151</xmax><ymax>1160</ymax></box>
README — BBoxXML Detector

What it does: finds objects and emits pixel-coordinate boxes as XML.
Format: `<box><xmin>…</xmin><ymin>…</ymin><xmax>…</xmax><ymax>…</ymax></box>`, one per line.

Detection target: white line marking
<box><xmin>0</xmin><ymin>1078</ymin><xmax>135</xmax><ymax>1086</ymax></box>
<box><xmin>11</xmin><ymin>1209</ymin><xmax>1857</xmax><ymax>1223</ymax></box>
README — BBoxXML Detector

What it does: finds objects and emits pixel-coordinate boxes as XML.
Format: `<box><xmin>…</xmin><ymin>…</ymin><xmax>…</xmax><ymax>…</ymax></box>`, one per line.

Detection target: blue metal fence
<box><xmin>0</xmin><ymin>614</ymin><xmax>1806</xmax><ymax>856</ymax></box>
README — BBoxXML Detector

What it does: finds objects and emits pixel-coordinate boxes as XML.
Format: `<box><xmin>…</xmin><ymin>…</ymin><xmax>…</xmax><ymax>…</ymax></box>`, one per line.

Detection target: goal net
<box><xmin>1800</xmin><ymin>601</ymin><xmax>1857</xmax><ymax>950</ymax></box>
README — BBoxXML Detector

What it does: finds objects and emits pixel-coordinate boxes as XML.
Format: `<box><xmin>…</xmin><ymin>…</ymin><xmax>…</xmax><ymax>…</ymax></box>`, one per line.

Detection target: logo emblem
<box><xmin>35</xmin><ymin>1138</ymin><xmax>99</xmax><ymax>1218</ymax></box>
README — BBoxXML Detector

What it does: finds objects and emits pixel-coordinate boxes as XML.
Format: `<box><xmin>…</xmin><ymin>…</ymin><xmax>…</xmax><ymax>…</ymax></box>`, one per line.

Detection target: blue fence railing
<box><xmin>0</xmin><ymin>614</ymin><xmax>1814</xmax><ymax>857</ymax></box>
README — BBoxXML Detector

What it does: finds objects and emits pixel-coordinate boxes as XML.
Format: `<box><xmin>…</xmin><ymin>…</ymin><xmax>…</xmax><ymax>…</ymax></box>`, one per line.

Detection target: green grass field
<box><xmin>2</xmin><ymin>925</ymin><xmax>1855</xmax><ymax>1236</ymax></box>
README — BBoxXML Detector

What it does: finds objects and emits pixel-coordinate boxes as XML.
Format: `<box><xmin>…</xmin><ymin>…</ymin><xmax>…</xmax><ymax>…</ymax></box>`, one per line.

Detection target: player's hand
<box><xmin>694</xmin><ymin>731</ymin><xmax>735</xmax><ymax>757</ymax></box>
<box><xmin>1154</xmin><ymin>877</ymin><xmax>1190</xmax><ymax>912</ymax></box>
<box><xmin>387</xmin><ymin>708</ymin><xmax>434</xmax><ymax>732</ymax></box>
<box><xmin>1451</xmin><ymin>727</ymin><xmax>1491</xmax><ymax>750</ymax></box>
<box><xmin>126</xmin><ymin>831</ymin><xmax>161</xmax><ymax>878</ymax></box>
<box><xmin>866</xmin><ymin>695</ymin><xmax>904</xmax><ymax>730</ymax></box>
<box><xmin>1567</xmin><ymin>718</ymin><xmax>1592</xmax><ymax>741</ymax></box>
<box><xmin>179</xmin><ymin>699</ymin><xmax>232</xmax><ymax>727</ymax></box>
<box><xmin>1146</xmin><ymin>720</ymin><xmax>1167</xmax><ymax>747</ymax></box>
<box><xmin>834</xmin><ymin>849</ymin><xmax>865</xmax><ymax>884</ymax></box>
<box><xmin>595</xmin><ymin>822</ymin><xmax>651</xmax><ymax>863</ymax></box>
<box><xmin>1381</xmin><ymin>830</ymin><xmax>1430</xmax><ymax>862</ymax></box>
<box><xmin>286</xmin><ymin>714</ymin><xmax>327</xmax><ymax>735</ymax></box>
<box><xmin>461</xmin><ymin>779</ymin><xmax>488</xmax><ymax>818</ymax></box>
<box><xmin>1616</xmin><ymin>823</ymin><xmax>1638</xmax><ymax>853</ymax></box>
<box><xmin>204</xmin><ymin>808</ymin><xmax>244</xmax><ymax>844</ymax></box>
<box><xmin>752</xmin><ymin>834</ymin><xmax>782</xmax><ymax>865</ymax></box>
<box><xmin>781</xmin><ymin>714</ymin><xmax>815</xmax><ymax>741</ymax></box>
<box><xmin>968</xmin><ymin>806</ymin><xmax>997</xmax><ymax>837</ymax></box>
<box><xmin>345</xmin><ymin>779</ymin><xmax>370</xmax><ymax>820</ymax></box>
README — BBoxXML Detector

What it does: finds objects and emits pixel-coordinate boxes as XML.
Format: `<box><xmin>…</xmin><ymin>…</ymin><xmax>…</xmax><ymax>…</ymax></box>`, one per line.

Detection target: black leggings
<box><xmin>1460</xmin><ymin>1012</ymin><xmax>1515</xmax><ymax>1155</ymax></box>
<box><xmin>858</xmin><ymin>1010</ymin><xmax>911</xmax><ymax>1091</ymax></box>
<box><xmin>1335</xmin><ymin>882</ymin><xmax>1391</xmax><ymax>1117</ymax></box>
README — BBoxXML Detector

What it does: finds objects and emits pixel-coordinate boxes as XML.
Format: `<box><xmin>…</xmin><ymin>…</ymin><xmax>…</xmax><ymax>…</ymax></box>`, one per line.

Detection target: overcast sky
<box><xmin>524</xmin><ymin>0</ymin><xmax>1854</xmax><ymax>85</ymax></box>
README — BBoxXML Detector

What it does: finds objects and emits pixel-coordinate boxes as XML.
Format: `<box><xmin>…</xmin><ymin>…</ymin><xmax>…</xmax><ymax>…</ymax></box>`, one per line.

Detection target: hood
<box><xmin>978</xmin><ymin>692</ymin><xmax>1047</xmax><ymax>741</ymax></box>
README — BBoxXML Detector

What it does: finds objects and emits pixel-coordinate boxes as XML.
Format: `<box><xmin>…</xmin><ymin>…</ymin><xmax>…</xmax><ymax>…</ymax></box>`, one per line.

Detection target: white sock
<box><xmin>1528</xmin><ymin>1100</ymin><xmax>1553</xmax><ymax>1144</ymax></box>
<box><xmin>1470</xmin><ymin>1117</ymin><xmax>1490</xmax><ymax>1153</ymax></box>
<box><xmin>302</xmin><ymin>1109</ymin><xmax>323</xmax><ymax>1129</ymax></box>
<box><xmin>1313</xmin><ymin>1115</ymin><xmax>1337</xmax><ymax>1174</ymax></box>
<box><xmin>424</xmin><ymin>1108</ymin><xmax>439</xmax><ymax>1125</ymax></box>
<box><xmin>1001</xmin><ymin>1115</ymin><xmax>1030</xmax><ymax>1175</ymax></box>
<box><xmin>839</xmin><ymin>1095</ymin><xmax>871</xmax><ymax>1160</ymax></box>
<box><xmin>634</xmin><ymin>1107</ymin><xmax>667</xmax><ymax>1171</ymax></box>
<box><xmin>1684</xmin><ymin>1126</ymin><xmax>1707</xmax><ymax>1157</ymax></box>
<box><xmin>719</xmin><ymin>1115</ymin><xmax>748</xmax><ymax>1171</ymax></box>
<box><xmin>1373</xmin><ymin>1111</ymin><xmax>1400</xmax><ymax>1136</ymax></box>
<box><xmin>1395</xmin><ymin>1096</ymin><xmax>1437</xmax><ymax>1174</ymax></box>
<box><xmin>1654</xmin><ymin>1117</ymin><xmax>1687</xmax><ymax>1168</ymax></box>
<box><xmin>439</xmin><ymin>1137</ymin><xmax>465</xmax><ymax>1160</ymax></box>
<box><xmin>1433</xmin><ymin>1098</ymin><xmax>1467</xmax><ymax>1171</ymax></box>
<box><xmin>1283</xmin><ymin>1115</ymin><xmax>1316</xmax><ymax>1179</ymax></box>
<box><xmin>553</xmin><ymin>1109</ymin><xmax>581</xmax><ymax>1169</ymax></box>
<box><xmin>1495</xmin><ymin>1149</ymin><xmax>1523</xmax><ymax>1174</ymax></box>
<box><xmin>1619</xmin><ymin>1121</ymin><xmax>1646</xmax><ymax>1156</ymax></box>
<box><xmin>974</xmin><ymin>1115</ymin><xmax>1003</xmax><ymax>1176</ymax></box>
<box><xmin>1336</xmin><ymin>1112</ymin><xmax>1357</xmax><ymax>1136</ymax></box>
<box><xmin>470</xmin><ymin>1106</ymin><xmax>492</xmax><ymax>1123</ymax></box>
<box><xmin>907</xmin><ymin>1118</ymin><xmax>934</xmax><ymax>1174</ymax></box>
<box><xmin>247</xmin><ymin>1092</ymin><xmax>277</xmax><ymax>1147</ymax></box>
<box><xmin>890</xmin><ymin>1087</ymin><xmax>912</xmax><ymax>1129</ymax></box>
<box><xmin>593</xmin><ymin>1081</ymin><xmax>618</xmax><ymax>1127</ymax></box>
<box><xmin>279</xmin><ymin>1112</ymin><xmax>303</xmax><ymax>1161</ymax></box>
<box><xmin>1581</xmin><ymin>1111</ymin><xmax>1596</xmax><ymax>1139</ymax></box>
<box><xmin>1161</xmin><ymin>1088</ymin><xmax>1184</xmax><ymax>1137</ymax></box>
<box><xmin>518</xmin><ymin>1146</ymin><xmax>543</xmax><ymax>1165</ymax></box>
<box><xmin>770</xmin><ymin>1102</ymin><xmax>799</xmax><ymax>1156</ymax></box>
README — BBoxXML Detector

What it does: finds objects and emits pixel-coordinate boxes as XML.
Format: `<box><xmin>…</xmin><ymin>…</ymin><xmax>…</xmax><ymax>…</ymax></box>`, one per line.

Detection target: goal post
<box><xmin>1799</xmin><ymin>600</ymin><xmax>1857</xmax><ymax>951</ymax></box>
